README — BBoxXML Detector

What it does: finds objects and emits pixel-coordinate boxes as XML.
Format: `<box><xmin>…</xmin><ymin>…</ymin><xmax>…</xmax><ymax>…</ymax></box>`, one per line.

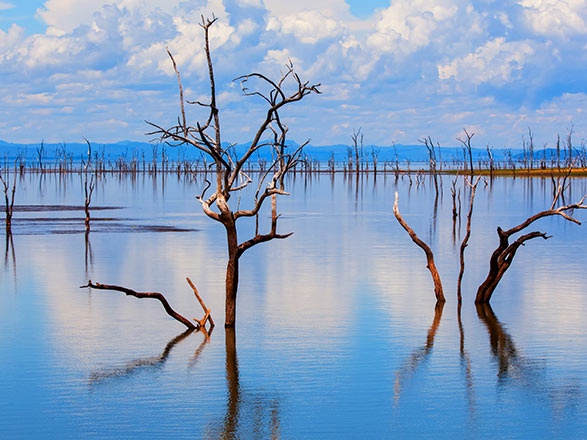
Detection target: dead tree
<box><xmin>457</xmin><ymin>177</ymin><xmax>481</xmax><ymax>304</ymax></box>
<box><xmin>80</xmin><ymin>277</ymin><xmax>214</xmax><ymax>330</ymax></box>
<box><xmin>147</xmin><ymin>16</ymin><xmax>320</xmax><ymax>327</ymax></box>
<box><xmin>419</xmin><ymin>136</ymin><xmax>439</xmax><ymax>195</ymax></box>
<box><xmin>351</xmin><ymin>128</ymin><xmax>363</xmax><ymax>174</ymax></box>
<box><xmin>393</xmin><ymin>192</ymin><xmax>445</xmax><ymax>302</ymax></box>
<box><xmin>0</xmin><ymin>173</ymin><xmax>16</xmax><ymax>233</ymax></box>
<box><xmin>82</xmin><ymin>139</ymin><xmax>94</xmax><ymax>232</ymax></box>
<box><xmin>475</xmin><ymin>182</ymin><xmax>587</xmax><ymax>303</ymax></box>
<box><xmin>457</xmin><ymin>128</ymin><xmax>475</xmax><ymax>176</ymax></box>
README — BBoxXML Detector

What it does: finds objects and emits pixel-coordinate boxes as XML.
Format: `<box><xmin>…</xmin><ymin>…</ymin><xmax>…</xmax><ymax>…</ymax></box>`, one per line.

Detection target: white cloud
<box><xmin>37</xmin><ymin>0</ymin><xmax>106</xmax><ymax>33</ymax></box>
<box><xmin>0</xmin><ymin>0</ymin><xmax>584</xmax><ymax>146</ymax></box>
<box><xmin>266</xmin><ymin>10</ymin><xmax>345</xmax><ymax>44</ymax></box>
<box><xmin>367</xmin><ymin>0</ymin><xmax>460</xmax><ymax>54</ymax></box>
<box><xmin>0</xmin><ymin>24</ymin><xmax>24</xmax><ymax>60</ymax></box>
<box><xmin>263</xmin><ymin>0</ymin><xmax>350</xmax><ymax>16</ymax></box>
<box><xmin>0</xmin><ymin>1</ymin><xmax>14</xmax><ymax>10</ymax></box>
<box><xmin>519</xmin><ymin>0</ymin><xmax>587</xmax><ymax>38</ymax></box>
<box><xmin>438</xmin><ymin>37</ymin><xmax>535</xmax><ymax>85</ymax></box>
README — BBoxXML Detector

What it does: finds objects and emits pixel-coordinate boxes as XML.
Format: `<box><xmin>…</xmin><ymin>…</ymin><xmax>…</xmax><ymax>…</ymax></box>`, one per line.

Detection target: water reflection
<box><xmin>84</xmin><ymin>230</ymin><xmax>93</xmax><ymax>276</ymax></box>
<box><xmin>457</xmin><ymin>304</ymin><xmax>475</xmax><ymax>422</ymax></box>
<box><xmin>476</xmin><ymin>304</ymin><xmax>583</xmax><ymax>413</ymax></box>
<box><xmin>393</xmin><ymin>302</ymin><xmax>444</xmax><ymax>403</ymax></box>
<box><xmin>207</xmin><ymin>329</ymin><xmax>281</xmax><ymax>440</ymax></box>
<box><xmin>89</xmin><ymin>328</ymin><xmax>197</xmax><ymax>385</ymax></box>
<box><xmin>4</xmin><ymin>232</ymin><xmax>15</xmax><ymax>271</ymax></box>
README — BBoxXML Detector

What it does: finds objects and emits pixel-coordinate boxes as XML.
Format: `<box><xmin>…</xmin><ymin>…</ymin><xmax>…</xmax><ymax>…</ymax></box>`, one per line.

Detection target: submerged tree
<box><xmin>0</xmin><ymin>173</ymin><xmax>16</xmax><ymax>233</ymax></box>
<box><xmin>475</xmin><ymin>181</ymin><xmax>586</xmax><ymax>304</ymax></box>
<box><xmin>393</xmin><ymin>192</ymin><xmax>445</xmax><ymax>303</ymax></box>
<box><xmin>147</xmin><ymin>16</ymin><xmax>320</xmax><ymax>327</ymax></box>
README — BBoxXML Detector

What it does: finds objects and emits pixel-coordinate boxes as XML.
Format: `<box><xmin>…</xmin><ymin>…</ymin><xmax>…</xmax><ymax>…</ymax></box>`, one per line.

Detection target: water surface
<box><xmin>1</xmin><ymin>173</ymin><xmax>586</xmax><ymax>438</ymax></box>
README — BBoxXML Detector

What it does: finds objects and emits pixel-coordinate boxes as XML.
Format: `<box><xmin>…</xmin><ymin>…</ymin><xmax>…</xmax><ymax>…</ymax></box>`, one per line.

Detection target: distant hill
<box><xmin>0</xmin><ymin>140</ymin><xmax>532</xmax><ymax>163</ymax></box>
<box><xmin>5</xmin><ymin>139</ymin><xmax>580</xmax><ymax>166</ymax></box>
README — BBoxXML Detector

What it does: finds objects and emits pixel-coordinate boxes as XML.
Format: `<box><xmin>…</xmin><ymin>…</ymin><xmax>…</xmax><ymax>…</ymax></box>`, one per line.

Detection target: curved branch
<box><xmin>393</xmin><ymin>192</ymin><xmax>445</xmax><ymax>302</ymax></box>
<box><xmin>80</xmin><ymin>280</ymin><xmax>197</xmax><ymax>330</ymax></box>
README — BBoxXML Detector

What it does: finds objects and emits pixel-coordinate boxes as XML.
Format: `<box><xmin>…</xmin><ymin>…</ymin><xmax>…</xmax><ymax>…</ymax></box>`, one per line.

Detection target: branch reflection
<box><xmin>4</xmin><ymin>231</ymin><xmax>15</xmax><ymax>271</ymax></box>
<box><xmin>476</xmin><ymin>303</ymin><xmax>583</xmax><ymax>414</ymax></box>
<box><xmin>89</xmin><ymin>328</ymin><xmax>196</xmax><ymax>385</ymax></box>
<box><xmin>84</xmin><ymin>230</ymin><xmax>93</xmax><ymax>276</ymax></box>
<box><xmin>458</xmin><ymin>304</ymin><xmax>475</xmax><ymax>421</ymax></box>
<box><xmin>209</xmin><ymin>328</ymin><xmax>281</xmax><ymax>440</ymax></box>
<box><xmin>393</xmin><ymin>302</ymin><xmax>444</xmax><ymax>403</ymax></box>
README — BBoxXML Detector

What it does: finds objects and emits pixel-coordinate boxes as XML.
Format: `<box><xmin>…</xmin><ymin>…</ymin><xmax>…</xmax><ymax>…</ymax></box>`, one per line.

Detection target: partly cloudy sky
<box><xmin>0</xmin><ymin>0</ymin><xmax>585</xmax><ymax>147</ymax></box>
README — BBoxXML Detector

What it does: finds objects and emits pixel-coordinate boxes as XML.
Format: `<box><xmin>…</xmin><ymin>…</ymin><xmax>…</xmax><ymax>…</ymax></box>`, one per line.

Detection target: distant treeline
<box><xmin>1</xmin><ymin>138</ymin><xmax>585</xmax><ymax>174</ymax></box>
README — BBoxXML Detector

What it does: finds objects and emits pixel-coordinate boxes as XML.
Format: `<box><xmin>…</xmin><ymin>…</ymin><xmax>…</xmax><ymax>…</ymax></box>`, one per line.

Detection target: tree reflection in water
<box><xmin>393</xmin><ymin>302</ymin><xmax>444</xmax><ymax>403</ymax></box>
<box><xmin>476</xmin><ymin>303</ymin><xmax>583</xmax><ymax>417</ymax></box>
<box><xmin>3</xmin><ymin>231</ymin><xmax>16</xmax><ymax>284</ymax></box>
<box><xmin>88</xmin><ymin>328</ymin><xmax>205</xmax><ymax>385</ymax></box>
<box><xmin>207</xmin><ymin>328</ymin><xmax>281</xmax><ymax>440</ymax></box>
<box><xmin>84</xmin><ymin>230</ymin><xmax>93</xmax><ymax>276</ymax></box>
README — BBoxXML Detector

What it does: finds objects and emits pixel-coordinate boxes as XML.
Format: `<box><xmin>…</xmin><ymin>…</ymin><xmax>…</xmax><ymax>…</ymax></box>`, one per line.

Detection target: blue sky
<box><xmin>0</xmin><ymin>0</ymin><xmax>585</xmax><ymax>147</ymax></box>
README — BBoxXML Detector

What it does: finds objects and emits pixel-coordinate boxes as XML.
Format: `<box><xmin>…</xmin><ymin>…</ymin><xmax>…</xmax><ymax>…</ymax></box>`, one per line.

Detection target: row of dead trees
<box><xmin>45</xmin><ymin>15</ymin><xmax>586</xmax><ymax>331</ymax></box>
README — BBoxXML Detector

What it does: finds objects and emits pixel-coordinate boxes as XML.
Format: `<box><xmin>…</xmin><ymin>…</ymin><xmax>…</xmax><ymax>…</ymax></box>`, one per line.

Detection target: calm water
<box><xmin>1</xmin><ymin>172</ymin><xmax>586</xmax><ymax>439</ymax></box>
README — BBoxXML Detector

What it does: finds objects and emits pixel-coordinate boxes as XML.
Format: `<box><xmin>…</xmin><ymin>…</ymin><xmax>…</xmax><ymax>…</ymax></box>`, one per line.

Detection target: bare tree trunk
<box><xmin>0</xmin><ymin>173</ymin><xmax>15</xmax><ymax>233</ymax></box>
<box><xmin>475</xmin><ymin>187</ymin><xmax>586</xmax><ymax>303</ymax></box>
<box><xmin>457</xmin><ymin>177</ymin><xmax>481</xmax><ymax>304</ymax></box>
<box><xmin>393</xmin><ymin>192</ymin><xmax>445</xmax><ymax>303</ymax></box>
<box><xmin>224</xmin><ymin>221</ymin><xmax>240</xmax><ymax>328</ymax></box>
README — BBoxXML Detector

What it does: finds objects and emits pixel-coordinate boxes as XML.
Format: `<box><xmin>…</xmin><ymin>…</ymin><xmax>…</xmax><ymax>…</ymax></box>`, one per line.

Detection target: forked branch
<box><xmin>475</xmin><ymin>184</ymin><xmax>587</xmax><ymax>303</ymax></box>
<box><xmin>81</xmin><ymin>280</ymin><xmax>202</xmax><ymax>330</ymax></box>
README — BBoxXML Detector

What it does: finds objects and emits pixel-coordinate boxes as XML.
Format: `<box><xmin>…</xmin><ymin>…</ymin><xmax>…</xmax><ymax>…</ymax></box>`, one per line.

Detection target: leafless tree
<box><xmin>457</xmin><ymin>128</ymin><xmax>475</xmax><ymax>176</ymax></box>
<box><xmin>419</xmin><ymin>136</ymin><xmax>439</xmax><ymax>194</ymax></box>
<box><xmin>146</xmin><ymin>16</ymin><xmax>320</xmax><ymax>327</ymax></box>
<box><xmin>393</xmin><ymin>192</ymin><xmax>445</xmax><ymax>303</ymax></box>
<box><xmin>457</xmin><ymin>177</ymin><xmax>481</xmax><ymax>304</ymax></box>
<box><xmin>82</xmin><ymin>140</ymin><xmax>94</xmax><ymax>232</ymax></box>
<box><xmin>0</xmin><ymin>172</ymin><xmax>16</xmax><ymax>233</ymax></box>
<box><xmin>475</xmin><ymin>181</ymin><xmax>587</xmax><ymax>303</ymax></box>
<box><xmin>351</xmin><ymin>128</ymin><xmax>363</xmax><ymax>174</ymax></box>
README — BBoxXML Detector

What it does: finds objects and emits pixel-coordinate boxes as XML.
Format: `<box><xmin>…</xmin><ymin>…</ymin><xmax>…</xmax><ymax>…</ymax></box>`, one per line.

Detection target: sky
<box><xmin>0</xmin><ymin>0</ymin><xmax>585</xmax><ymax>147</ymax></box>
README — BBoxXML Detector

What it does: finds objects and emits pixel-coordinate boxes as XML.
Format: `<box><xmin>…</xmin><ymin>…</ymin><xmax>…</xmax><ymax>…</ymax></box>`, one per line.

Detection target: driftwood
<box><xmin>475</xmin><ymin>183</ymin><xmax>587</xmax><ymax>303</ymax></box>
<box><xmin>80</xmin><ymin>278</ymin><xmax>214</xmax><ymax>330</ymax></box>
<box><xmin>393</xmin><ymin>192</ymin><xmax>445</xmax><ymax>302</ymax></box>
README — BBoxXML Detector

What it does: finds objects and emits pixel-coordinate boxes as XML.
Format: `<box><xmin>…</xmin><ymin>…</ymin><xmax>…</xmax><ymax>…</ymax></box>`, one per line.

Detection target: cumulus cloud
<box><xmin>266</xmin><ymin>10</ymin><xmax>345</xmax><ymax>44</ymax></box>
<box><xmin>438</xmin><ymin>38</ymin><xmax>535</xmax><ymax>85</ymax></box>
<box><xmin>367</xmin><ymin>0</ymin><xmax>460</xmax><ymax>54</ymax></box>
<box><xmin>0</xmin><ymin>0</ymin><xmax>583</xmax><ymax>146</ymax></box>
<box><xmin>519</xmin><ymin>0</ymin><xmax>587</xmax><ymax>38</ymax></box>
<box><xmin>0</xmin><ymin>1</ymin><xmax>14</xmax><ymax>10</ymax></box>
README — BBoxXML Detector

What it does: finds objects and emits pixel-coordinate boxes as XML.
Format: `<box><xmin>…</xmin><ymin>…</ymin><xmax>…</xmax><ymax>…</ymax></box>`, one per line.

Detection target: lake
<box><xmin>1</xmin><ymin>172</ymin><xmax>586</xmax><ymax>438</ymax></box>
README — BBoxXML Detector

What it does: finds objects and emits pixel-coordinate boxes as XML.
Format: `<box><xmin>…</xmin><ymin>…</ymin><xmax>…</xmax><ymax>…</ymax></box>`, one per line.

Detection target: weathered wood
<box><xmin>146</xmin><ymin>17</ymin><xmax>319</xmax><ymax>327</ymax></box>
<box><xmin>393</xmin><ymin>192</ymin><xmax>445</xmax><ymax>303</ymax></box>
<box><xmin>457</xmin><ymin>177</ymin><xmax>481</xmax><ymax>304</ymax></box>
<box><xmin>186</xmin><ymin>276</ymin><xmax>215</xmax><ymax>329</ymax></box>
<box><xmin>475</xmin><ymin>187</ymin><xmax>586</xmax><ymax>303</ymax></box>
<box><xmin>80</xmin><ymin>280</ymin><xmax>197</xmax><ymax>330</ymax></box>
<box><xmin>0</xmin><ymin>173</ymin><xmax>16</xmax><ymax>232</ymax></box>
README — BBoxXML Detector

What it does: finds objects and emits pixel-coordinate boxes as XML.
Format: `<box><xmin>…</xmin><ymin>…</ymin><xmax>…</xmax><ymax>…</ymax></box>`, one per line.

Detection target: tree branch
<box><xmin>393</xmin><ymin>192</ymin><xmax>445</xmax><ymax>302</ymax></box>
<box><xmin>80</xmin><ymin>280</ymin><xmax>197</xmax><ymax>330</ymax></box>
